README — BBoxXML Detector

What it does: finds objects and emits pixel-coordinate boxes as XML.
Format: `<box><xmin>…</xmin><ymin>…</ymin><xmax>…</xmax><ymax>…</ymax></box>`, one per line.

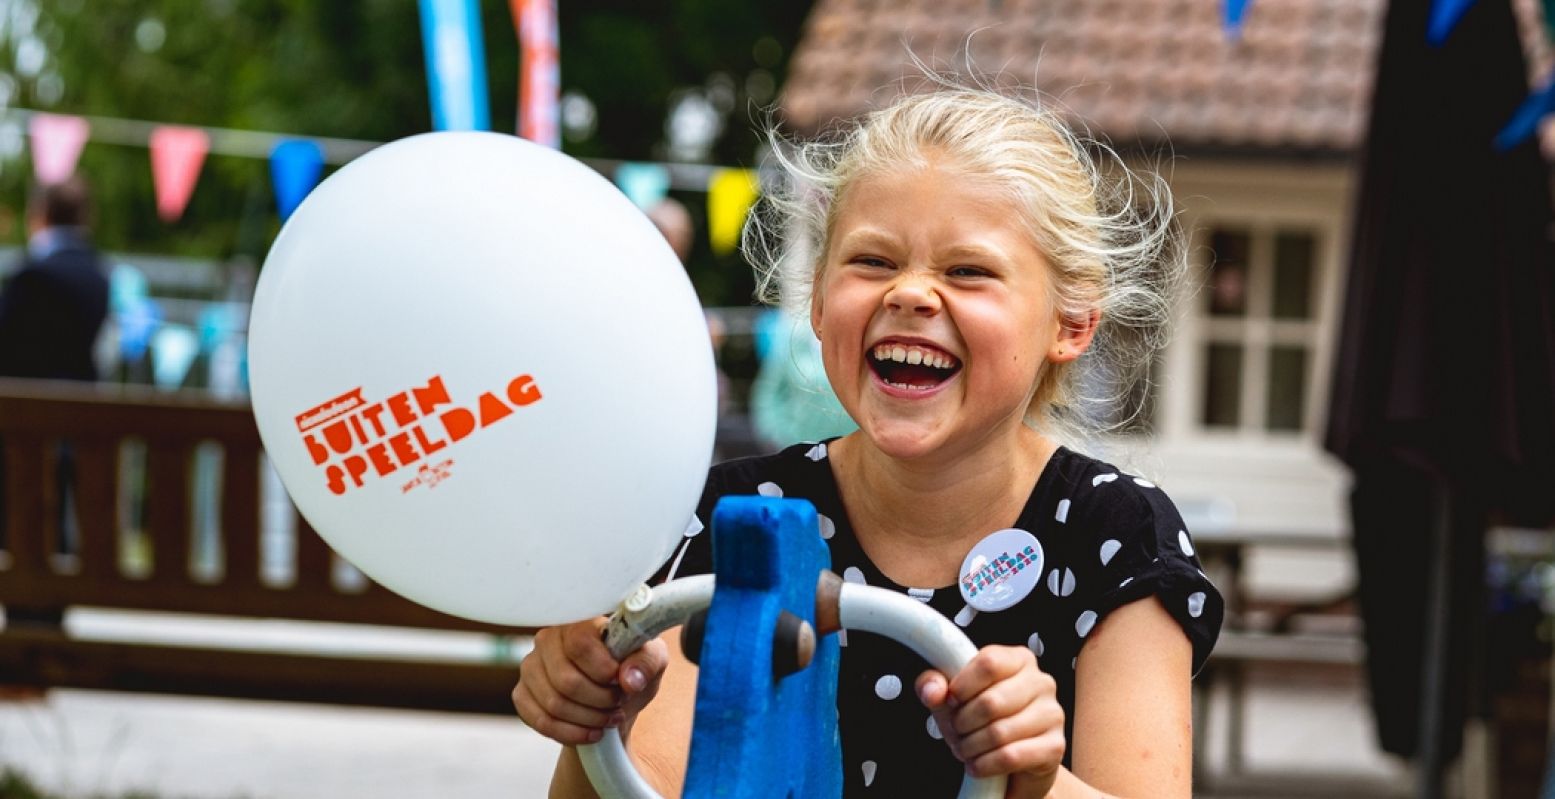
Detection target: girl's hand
<box><xmin>513</xmin><ymin>616</ymin><xmax>670</xmax><ymax>746</ymax></box>
<box><xmin>917</xmin><ymin>645</ymin><xmax>1066</xmax><ymax>798</ymax></box>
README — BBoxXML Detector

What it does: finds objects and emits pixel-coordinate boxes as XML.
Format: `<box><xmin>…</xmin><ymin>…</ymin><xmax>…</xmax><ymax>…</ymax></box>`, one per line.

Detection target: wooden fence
<box><xmin>0</xmin><ymin>378</ymin><xmax>527</xmax><ymax>714</ymax></box>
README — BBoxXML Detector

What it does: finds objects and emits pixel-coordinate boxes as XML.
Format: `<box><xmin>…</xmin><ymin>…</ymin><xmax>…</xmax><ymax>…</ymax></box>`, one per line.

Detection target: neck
<box><xmin>832</xmin><ymin>425</ymin><xmax>1057</xmax><ymax>577</ymax></box>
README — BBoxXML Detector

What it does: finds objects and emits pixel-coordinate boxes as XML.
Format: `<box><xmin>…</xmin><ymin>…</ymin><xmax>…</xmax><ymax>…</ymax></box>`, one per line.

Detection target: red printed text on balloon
<box><xmin>293</xmin><ymin>374</ymin><xmax>543</xmax><ymax>495</ymax></box>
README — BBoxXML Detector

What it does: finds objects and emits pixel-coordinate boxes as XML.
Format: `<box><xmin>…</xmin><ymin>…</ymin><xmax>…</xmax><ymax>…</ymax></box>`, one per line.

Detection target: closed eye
<box><xmin>851</xmin><ymin>255</ymin><xmax>893</xmax><ymax>269</ymax></box>
<box><xmin>948</xmin><ymin>265</ymin><xmax>993</xmax><ymax>278</ymax></box>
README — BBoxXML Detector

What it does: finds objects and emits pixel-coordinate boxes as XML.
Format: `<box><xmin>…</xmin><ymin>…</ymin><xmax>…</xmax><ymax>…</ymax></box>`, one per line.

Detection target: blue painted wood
<box><xmin>683</xmin><ymin>495</ymin><xmax>842</xmax><ymax>798</ymax></box>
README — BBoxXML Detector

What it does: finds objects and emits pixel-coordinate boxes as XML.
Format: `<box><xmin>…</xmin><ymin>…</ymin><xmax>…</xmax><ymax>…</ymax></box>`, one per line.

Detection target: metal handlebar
<box><xmin>576</xmin><ymin>574</ymin><xmax>1006</xmax><ymax>799</ymax></box>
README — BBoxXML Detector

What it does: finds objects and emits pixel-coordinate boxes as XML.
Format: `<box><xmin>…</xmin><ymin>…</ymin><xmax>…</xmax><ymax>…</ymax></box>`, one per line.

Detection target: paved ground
<box><xmin>0</xmin><ymin>623</ymin><xmax>1411</xmax><ymax>799</ymax></box>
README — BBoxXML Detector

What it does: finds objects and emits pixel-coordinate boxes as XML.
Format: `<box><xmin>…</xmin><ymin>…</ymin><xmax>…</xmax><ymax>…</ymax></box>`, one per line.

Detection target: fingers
<box><xmin>924</xmin><ymin>646</ymin><xmax>1065</xmax><ymax>781</ymax></box>
<box><xmin>512</xmin><ymin>679</ymin><xmax>614</xmax><ymax>746</ymax></box>
<box><xmin>965</xmin><ymin>728</ymin><xmax>1067</xmax><ymax>781</ymax></box>
<box><xmin>954</xmin><ymin>697</ymin><xmax>1064</xmax><ymax>765</ymax></box>
<box><xmin>948</xmin><ymin>647</ymin><xmax>1055</xmax><ymax>733</ymax></box>
<box><xmin>514</xmin><ymin>618</ymin><xmax>634</xmax><ymax>747</ymax></box>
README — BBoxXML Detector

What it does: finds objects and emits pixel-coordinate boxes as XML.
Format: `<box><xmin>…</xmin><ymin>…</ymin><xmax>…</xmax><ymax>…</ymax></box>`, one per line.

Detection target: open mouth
<box><xmin>868</xmin><ymin>343</ymin><xmax>963</xmax><ymax>391</ymax></box>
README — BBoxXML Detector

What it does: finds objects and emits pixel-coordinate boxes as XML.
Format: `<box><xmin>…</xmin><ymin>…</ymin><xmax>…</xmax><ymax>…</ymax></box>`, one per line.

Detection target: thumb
<box><xmin>917</xmin><ymin>669</ymin><xmax>964</xmax><ymax>761</ymax></box>
<box><xmin>915</xmin><ymin>669</ymin><xmax>950</xmax><ymax>710</ymax></box>
<box><xmin>619</xmin><ymin>637</ymin><xmax>669</xmax><ymax>696</ymax></box>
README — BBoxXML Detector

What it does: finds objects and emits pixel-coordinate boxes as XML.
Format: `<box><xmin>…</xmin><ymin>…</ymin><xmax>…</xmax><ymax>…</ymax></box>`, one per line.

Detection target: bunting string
<box><xmin>4</xmin><ymin>106</ymin><xmax>736</xmax><ymax>192</ymax></box>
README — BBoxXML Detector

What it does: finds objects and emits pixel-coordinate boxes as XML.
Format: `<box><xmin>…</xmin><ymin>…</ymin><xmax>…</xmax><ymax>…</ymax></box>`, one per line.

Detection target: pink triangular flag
<box><xmin>29</xmin><ymin>113</ymin><xmax>90</xmax><ymax>184</ymax></box>
<box><xmin>149</xmin><ymin>125</ymin><xmax>210</xmax><ymax>222</ymax></box>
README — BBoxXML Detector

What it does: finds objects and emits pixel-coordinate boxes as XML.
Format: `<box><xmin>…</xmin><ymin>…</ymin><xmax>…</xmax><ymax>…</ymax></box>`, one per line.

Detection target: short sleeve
<box><xmin>1066</xmin><ymin>477</ymin><xmax>1224</xmax><ymax>676</ymax></box>
<box><xmin>650</xmin><ymin>467</ymin><xmax>723</xmax><ymax>585</ymax></box>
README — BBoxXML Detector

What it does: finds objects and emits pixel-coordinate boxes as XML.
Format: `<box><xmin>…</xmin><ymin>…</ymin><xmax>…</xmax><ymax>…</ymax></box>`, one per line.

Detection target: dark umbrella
<box><xmin>1325</xmin><ymin>0</ymin><xmax>1555</xmax><ymax>795</ymax></box>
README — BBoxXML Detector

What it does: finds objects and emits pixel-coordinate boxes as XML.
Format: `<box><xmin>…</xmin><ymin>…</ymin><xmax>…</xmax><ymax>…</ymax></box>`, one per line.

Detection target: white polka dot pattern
<box><xmin>926</xmin><ymin>716</ymin><xmax>942</xmax><ymax>740</ymax></box>
<box><xmin>907</xmin><ymin>587</ymin><xmax>934</xmax><ymax>603</ymax></box>
<box><xmin>953</xmin><ymin>605</ymin><xmax>977</xmax><ymax>627</ymax></box>
<box><xmin>1099</xmin><ymin>539</ymin><xmax>1121</xmax><ymax>565</ymax></box>
<box><xmin>1178</xmin><ymin>530</ymin><xmax>1195</xmax><ymax>556</ymax></box>
<box><xmin>683</xmin><ymin>516</ymin><xmax>704</xmax><ymax>538</ymax></box>
<box><xmin>1027</xmin><ymin>631</ymin><xmax>1044</xmax><ymax>657</ymax></box>
<box><xmin>1076</xmin><ymin>610</ymin><xmax>1098</xmax><ymax>638</ymax></box>
<box><xmin>875</xmin><ymin>674</ymin><xmax>903</xmax><ymax>700</ymax></box>
<box><xmin>1047</xmin><ymin>567</ymin><xmax>1076</xmax><ymax>597</ymax></box>
<box><xmin>843</xmin><ymin>566</ymin><xmax>866</xmax><ymax>585</ymax></box>
<box><xmin>818</xmin><ymin>513</ymin><xmax>836</xmax><ymax>540</ymax></box>
<box><xmin>805</xmin><ymin>442</ymin><xmax>828</xmax><ymax>462</ymax></box>
<box><xmin>756</xmin><ymin>481</ymin><xmax>783</xmax><ymax>497</ymax></box>
<box><xmin>1188</xmin><ymin>591</ymin><xmax>1207</xmax><ymax>618</ymax></box>
<box><xmin>1133</xmin><ymin>477</ymin><xmax>1156</xmax><ymax>488</ymax></box>
<box><xmin>1092</xmin><ymin>473</ymin><xmax>1118</xmax><ymax>486</ymax></box>
<box><xmin>862</xmin><ymin>760</ymin><xmax>877</xmax><ymax>787</ymax></box>
<box><xmin>1055</xmin><ymin>499</ymin><xmax>1071</xmax><ymax>523</ymax></box>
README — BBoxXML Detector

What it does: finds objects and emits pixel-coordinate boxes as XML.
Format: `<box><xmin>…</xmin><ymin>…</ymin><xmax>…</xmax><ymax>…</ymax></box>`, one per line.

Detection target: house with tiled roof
<box><xmin>777</xmin><ymin>0</ymin><xmax>1550</xmax><ymax>556</ymax></box>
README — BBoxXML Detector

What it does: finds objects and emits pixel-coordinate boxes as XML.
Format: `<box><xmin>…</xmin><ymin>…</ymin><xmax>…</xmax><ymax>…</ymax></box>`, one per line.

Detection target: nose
<box><xmin>883</xmin><ymin>273</ymin><xmax>942</xmax><ymax>315</ymax></box>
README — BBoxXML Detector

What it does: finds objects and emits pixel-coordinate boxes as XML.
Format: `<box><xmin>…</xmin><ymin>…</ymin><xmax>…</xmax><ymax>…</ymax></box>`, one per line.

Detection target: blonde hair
<box><xmin>744</xmin><ymin>83</ymin><xmax>1185</xmax><ymax>447</ymax></box>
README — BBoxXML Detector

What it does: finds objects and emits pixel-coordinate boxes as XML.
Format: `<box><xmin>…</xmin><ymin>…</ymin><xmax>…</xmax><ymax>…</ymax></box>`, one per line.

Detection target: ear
<box><xmin>1048</xmin><ymin>309</ymin><xmax>1100</xmax><ymax>363</ymax></box>
<box><xmin>809</xmin><ymin>287</ymin><xmax>825</xmax><ymax>339</ymax></box>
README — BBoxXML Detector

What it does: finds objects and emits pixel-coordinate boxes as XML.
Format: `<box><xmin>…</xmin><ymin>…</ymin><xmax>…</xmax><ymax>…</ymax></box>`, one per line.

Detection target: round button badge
<box><xmin>958</xmin><ymin>528</ymin><xmax>1045</xmax><ymax>613</ymax></box>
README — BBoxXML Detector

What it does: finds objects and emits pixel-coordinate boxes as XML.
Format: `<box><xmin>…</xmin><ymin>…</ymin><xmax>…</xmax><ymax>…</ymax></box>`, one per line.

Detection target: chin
<box><xmin>858</xmin><ymin>419</ymin><xmax>950</xmax><ymax>461</ymax></box>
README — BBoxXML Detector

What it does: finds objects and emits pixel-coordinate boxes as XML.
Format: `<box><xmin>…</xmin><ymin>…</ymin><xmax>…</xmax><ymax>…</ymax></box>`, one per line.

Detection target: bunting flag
<box><xmin>417</xmin><ymin>0</ymin><xmax>492</xmax><ymax>131</ymax></box>
<box><xmin>149</xmin><ymin>125</ymin><xmax>210</xmax><ymax>222</ymax></box>
<box><xmin>1222</xmin><ymin>0</ymin><xmax>1253</xmax><ymax>37</ymax></box>
<box><xmin>1428</xmin><ymin>0</ymin><xmax>1478</xmax><ymax>46</ymax></box>
<box><xmin>513</xmin><ymin>0</ymin><xmax>560</xmax><ymax>147</ymax></box>
<box><xmin>270</xmin><ymin>139</ymin><xmax>325</xmax><ymax>221</ymax></box>
<box><xmin>1495</xmin><ymin>70</ymin><xmax>1555</xmax><ymax>151</ymax></box>
<box><xmin>28</xmin><ymin>113</ymin><xmax>90</xmax><ymax>185</ymax></box>
<box><xmin>615</xmin><ymin>162</ymin><xmax>670</xmax><ymax>209</ymax></box>
<box><xmin>708</xmin><ymin>168</ymin><xmax>759</xmax><ymax>256</ymax></box>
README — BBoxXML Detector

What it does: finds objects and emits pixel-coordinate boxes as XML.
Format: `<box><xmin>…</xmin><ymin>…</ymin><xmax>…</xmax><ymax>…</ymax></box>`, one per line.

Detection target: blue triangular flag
<box><xmin>1428</xmin><ymin>0</ymin><xmax>1479</xmax><ymax>46</ymax></box>
<box><xmin>270</xmin><ymin>139</ymin><xmax>324</xmax><ymax>221</ymax></box>
<box><xmin>1223</xmin><ymin>0</ymin><xmax>1253</xmax><ymax>37</ymax></box>
<box><xmin>1495</xmin><ymin>71</ymin><xmax>1555</xmax><ymax>151</ymax></box>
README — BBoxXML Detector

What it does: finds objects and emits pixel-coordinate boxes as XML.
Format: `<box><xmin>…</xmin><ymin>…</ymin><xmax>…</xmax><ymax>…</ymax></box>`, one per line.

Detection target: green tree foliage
<box><xmin>5</xmin><ymin>0</ymin><xmax>811</xmax><ymax>304</ymax></box>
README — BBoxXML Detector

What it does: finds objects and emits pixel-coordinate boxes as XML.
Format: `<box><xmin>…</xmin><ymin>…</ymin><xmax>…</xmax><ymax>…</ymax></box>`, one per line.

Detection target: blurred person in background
<box><xmin>0</xmin><ymin>177</ymin><xmax>110</xmax><ymax>558</ymax></box>
<box><xmin>646</xmin><ymin>196</ymin><xmax>760</xmax><ymax>459</ymax></box>
<box><xmin>749</xmin><ymin>305</ymin><xmax>856</xmax><ymax>448</ymax></box>
<box><xmin>0</xmin><ymin>177</ymin><xmax>110</xmax><ymax>382</ymax></box>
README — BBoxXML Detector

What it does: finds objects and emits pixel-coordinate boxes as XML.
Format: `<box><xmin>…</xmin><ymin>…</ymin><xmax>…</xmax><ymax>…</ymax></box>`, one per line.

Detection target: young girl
<box><xmin>514</xmin><ymin>86</ymin><xmax>1223</xmax><ymax>798</ymax></box>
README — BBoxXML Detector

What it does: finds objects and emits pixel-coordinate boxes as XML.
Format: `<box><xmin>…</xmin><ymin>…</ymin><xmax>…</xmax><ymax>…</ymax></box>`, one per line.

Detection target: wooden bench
<box><xmin>1187</xmin><ymin>533</ymin><xmax>1407</xmax><ymax>796</ymax></box>
<box><xmin>0</xmin><ymin>378</ymin><xmax>528</xmax><ymax>714</ymax></box>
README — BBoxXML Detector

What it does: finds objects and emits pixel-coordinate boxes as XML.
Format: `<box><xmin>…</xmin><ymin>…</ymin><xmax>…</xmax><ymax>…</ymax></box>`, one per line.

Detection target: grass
<box><xmin>0</xmin><ymin>767</ymin><xmax>162</xmax><ymax>799</ymax></box>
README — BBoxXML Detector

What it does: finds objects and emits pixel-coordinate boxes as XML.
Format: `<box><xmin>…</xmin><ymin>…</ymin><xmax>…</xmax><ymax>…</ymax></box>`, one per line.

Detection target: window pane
<box><xmin>1207</xmin><ymin>230</ymin><xmax>1251</xmax><ymax>317</ymax></box>
<box><xmin>1273</xmin><ymin>231</ymin><xmax>1316</xmax><ymax>320</ymax></box>
<box><xmin>1202</xmin><ymin>343</ymin><xmax>1242</xmax><ymax>428</ymax></box>
<box><xmin>1266</xmin><ymin>346</ymin><xmax>1308</xmax><ymax>431</ymax></box>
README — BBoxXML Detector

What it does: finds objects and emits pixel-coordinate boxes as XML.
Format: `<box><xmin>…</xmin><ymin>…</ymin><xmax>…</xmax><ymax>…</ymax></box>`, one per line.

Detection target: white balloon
<box><xmin>248</xmin><ymin>132</ymin><xmax>717</xmax><ymax>626</ymax></box>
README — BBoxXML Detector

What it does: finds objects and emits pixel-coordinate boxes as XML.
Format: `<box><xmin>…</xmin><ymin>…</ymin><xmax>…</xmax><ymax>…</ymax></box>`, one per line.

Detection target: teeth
<box><xmin>872</xmin><ymin>343</ymin><xmax>957</xmax><ymax>368</ymax></box>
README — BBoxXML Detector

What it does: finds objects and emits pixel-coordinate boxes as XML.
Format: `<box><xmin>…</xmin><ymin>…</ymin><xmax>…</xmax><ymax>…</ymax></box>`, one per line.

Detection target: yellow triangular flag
<box><xmin>707</xmin><ymin>168</ymin><xmax>759</xmax><ymax>256</ymax></box>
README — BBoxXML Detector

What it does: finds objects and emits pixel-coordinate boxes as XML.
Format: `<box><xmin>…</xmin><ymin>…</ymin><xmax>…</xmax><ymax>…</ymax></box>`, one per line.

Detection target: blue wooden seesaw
<box><xmin>576</xmin><ymin>495</ymin><xmax>1005</xmax><ymax>798</ymax></box>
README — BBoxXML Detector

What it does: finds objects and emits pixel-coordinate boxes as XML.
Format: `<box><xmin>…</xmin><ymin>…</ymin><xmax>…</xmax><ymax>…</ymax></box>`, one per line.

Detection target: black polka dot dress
<box><xmin>655</xmin><ymin>440</ymin><xmax>1224</xmax><ymax>795</ymax></box>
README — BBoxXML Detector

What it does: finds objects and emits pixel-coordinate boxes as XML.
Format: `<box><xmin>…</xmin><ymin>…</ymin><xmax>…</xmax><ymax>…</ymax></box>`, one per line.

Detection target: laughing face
<box><xmin>812</xmin><ymin>158</ymin><xmax>1086</xmax><ymax>461</ymax></box>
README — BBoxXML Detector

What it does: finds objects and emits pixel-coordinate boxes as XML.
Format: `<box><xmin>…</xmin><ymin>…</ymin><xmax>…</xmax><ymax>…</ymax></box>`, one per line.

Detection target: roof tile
<box><xmin>779</xmin><ymin>0</ymin><xmax>1415</xmax><ymax>152</ymax></box>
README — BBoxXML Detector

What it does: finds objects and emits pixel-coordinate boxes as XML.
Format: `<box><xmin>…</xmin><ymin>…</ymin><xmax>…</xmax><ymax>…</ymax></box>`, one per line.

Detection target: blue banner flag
<box><xmin>270</xmin><ymin>139</ymin><xmax>324</xmax><ymax>221</ymax></box>
<box><xmin>418</xmin><ymin>0</ymin><xmax>492</xmax><ymax>131</ymax></box>
<box><xmin>1428</xmin><ymin>0</ymin><xmax>1478</xmax><ymax>46</ymax></box>
<box><xmin>1495</xmin><ymin>71</ymin><xmax>1555</xmax><ymax>151</ymax></box>
<box><xmin>1223</xmin><ymin>0</ymin><xmax>1253</xmax><ymax>37</ymax></box>
<box><xmin>615</xmin><ymin>162</ymin><xmax>671</xmax><ymax>209</ymax></box>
